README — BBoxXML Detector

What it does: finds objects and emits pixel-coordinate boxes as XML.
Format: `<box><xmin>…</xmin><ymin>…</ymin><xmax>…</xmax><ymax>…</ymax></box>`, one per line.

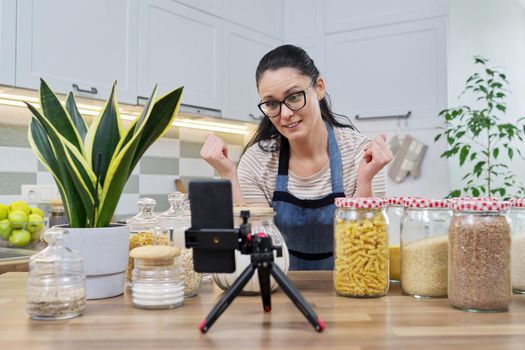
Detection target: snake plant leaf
<box><xmin>96</xmin><ymin>86</ymin><xmax>183</xmax><ymax>227</ymax></box>
<box><xmin>28</xmin><ymin>118</ymin><xmax>87</xmax><ymax>227</ymax></box>
<box><xmin>84</xmin><ymin>82</ymin><xmax>123</xmax><ymax>187</ymax></box>
<box><xmin>65</xmin><ymin>92</ymin><xmax>88</xmax><ymax>142</ymax></box>
<box><xmin>39</xmin><ymin>79</ymin><xmax>85</xmax><ymax>157</ymax></box>
<box><xmin>26</xmin><ymin>102</ymin><xmax>96</xmax><ymax>227</ymax></box>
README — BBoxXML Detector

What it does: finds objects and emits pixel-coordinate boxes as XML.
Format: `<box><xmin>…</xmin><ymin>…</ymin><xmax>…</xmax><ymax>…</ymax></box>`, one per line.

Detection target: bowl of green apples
<box><xmin>0</xmin><ymin>200</ymin><xmax>45</xmax><ymax>248</ymax></box>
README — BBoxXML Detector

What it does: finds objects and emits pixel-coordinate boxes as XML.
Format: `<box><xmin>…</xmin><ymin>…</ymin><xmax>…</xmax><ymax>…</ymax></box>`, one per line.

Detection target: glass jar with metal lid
<box><xmin>27</xmin><ymin>227</ymin><xmax>86</xmax><ymax>320</ymax></box>
<box><xmin>130</xmin><ymin>245</ymin><xmax>184</xmax><ymax>309</ymax></box>
<box><xmin>386</xmin><ymin>197</ymin><xmax>404</xmax><ymax>284</ymax></box>
<box><xmin>510</xmin><ymin>198</ymin><xmax>525</xmax><ymax>294</ymax></box>
<box><xmin>448</xmin><ymin>199</ymin><xmax>511</xmax><ymax>312</ymax></box>
<box><xmin>400</xmin><ymin>198</ymin><xmax>452</xmax><ymax>298</ymax></box>
<box><xmin>157</xmin><ymin>192</ymin><xmax>202</xmax><ymax>298</ymax></box>
<box><xmin>334</xmin><ymin>197</ymin><xmax>389</xmax><ymax>297</ymax></box>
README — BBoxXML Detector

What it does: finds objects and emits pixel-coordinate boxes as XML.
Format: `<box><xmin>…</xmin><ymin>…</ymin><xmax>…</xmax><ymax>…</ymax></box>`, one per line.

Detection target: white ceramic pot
<box><xmin>63</xmin><ymin>224</ymin><xmax>129</xmax><ymax>299</ymax></box>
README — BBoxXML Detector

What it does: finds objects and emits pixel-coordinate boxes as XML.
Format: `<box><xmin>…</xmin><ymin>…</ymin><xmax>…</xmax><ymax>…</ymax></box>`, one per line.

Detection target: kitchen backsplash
<box><xmin>0</xmin><ymin>124</ymin><xmax>246</xmax><ymax>219</ymax></box>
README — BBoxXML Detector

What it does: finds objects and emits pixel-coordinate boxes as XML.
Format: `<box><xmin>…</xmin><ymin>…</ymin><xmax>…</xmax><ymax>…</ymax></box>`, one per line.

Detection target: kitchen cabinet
<box><xmin>16</xmin><ymin>0</ymin><xmax>138</xmax><ymax>104</ymax></box>
<box><xmin>222</xmin><ymin>0</ymin><xmax>284</xmax><ymax>41</ymax></box>
<box><xmin>0</xmin><ymin>0</ymin><xmax>16</xmax><ymax>86</ymax></box>
<box><xmin>325</xmin><ymin>17</ymin><xmax>448</xmax><ymax>133</ymax></box>
<box><xmin>174</xmin><ymin>0</ymin><xmax>223</xmax><ymax>17</ymax></box>
<box><xmin>138</xmin><ymin>0</ymin><xmax>222</xmax><ymax>110</ymax></box>
<box><xmin>221</xmin><ymin>22</ymin><xmax>282</xmax><ymax>122</ymax></box>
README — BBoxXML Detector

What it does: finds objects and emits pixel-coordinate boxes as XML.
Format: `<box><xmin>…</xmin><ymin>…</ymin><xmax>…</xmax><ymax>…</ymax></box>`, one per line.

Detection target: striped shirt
<box><xmin>237</xmin><ymin>126</ymin><xmax>387</xmax><ymax>205</ymax></box>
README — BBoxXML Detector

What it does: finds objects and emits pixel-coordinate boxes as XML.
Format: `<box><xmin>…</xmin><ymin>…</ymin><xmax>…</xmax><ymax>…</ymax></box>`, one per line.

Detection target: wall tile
<box><xmin>144</xmin><ymin>138</ymin><xmax>180</xmax><ymax>158</ymax></box>
<box><xmin>123</xmin><ymin>175</ymin><xmax>139</xmax><ymax>193</ymax></box>
<box><xmin>115</xmin><ymin>193</ymin><xmax>140</xmax><ymax>217</ymax></box>
<box><xmin>0</xmin><ymin>125</ymin><xmax>30</xmax><ymax>147</ymax></box>
<box><xmin>0</xmin><ymin>147</ymin><xmax>38</xmax><ymax>172</ymax></box>
<box><xmin>139</xmin><ymin>174</ymin><xmax>176</xmax><ymax>194</ymax></box>
<box><xmin>179</xmin><ymin>158</ymin><xmax>215</xmax><ymax>177</ymax></box>
<box><xmin>140</xmin><ymin>156</ymin><xmax>179</xmax><ymax>175</ymax></box>
<box><xmin>179</xmin><ymin>141</ymin><xmax>203</xmax><ymax>158</ymax></box>
<box><xmin>0</xmin><ymin>172</ymin><xmax>37</xmax><ymax>195</ymax></box>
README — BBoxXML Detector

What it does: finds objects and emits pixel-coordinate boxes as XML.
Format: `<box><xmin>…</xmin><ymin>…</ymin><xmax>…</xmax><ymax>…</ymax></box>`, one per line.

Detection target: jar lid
<box><xmin>453</xmin><ymin>199</ymin><xmax>510</xmax><ymax>212</ymax></box>
<box><xmin>334</xmin><ymin>197</ymin><xmax>386</xmax><ymax>209</ymax></box>
<box><xmin>403</xmin><ymin>198</ymin><xmax>453</xmax><ymax>209</ymax></box>
<box><xmin>509</xmin><ymin>198</ymin><xmax>525</xmax><ymax>208</ymax></box>
<box><xmin>130</xmin><ymin>245</ymin><xmax>181</xmax><ymax>259</ymax></box>
<box><xmin>453</xmin><ymin>196</ymin><xmax>500</xmax><ymax>202</ymax></box>
<box><xmin>386</xmin><ymin>197</ymin><xmax>405</xmax><ymax>206</ymax></box>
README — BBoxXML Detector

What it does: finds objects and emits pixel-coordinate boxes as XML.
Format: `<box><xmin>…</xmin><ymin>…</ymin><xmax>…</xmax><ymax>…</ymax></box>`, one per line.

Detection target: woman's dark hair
<box><xmin>244</xmin><ymin>44</ymin><xmax>357</xmax><ymax>153</ymax></box>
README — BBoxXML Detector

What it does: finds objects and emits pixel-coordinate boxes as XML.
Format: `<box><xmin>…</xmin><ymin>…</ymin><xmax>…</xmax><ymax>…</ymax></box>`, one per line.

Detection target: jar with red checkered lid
<box><xmin>448</xmin><ymin>199</ymin><xmax>511</xmax><ymax>312</ymax></box>
<box><xmin>333</xmin><ymin>197</ymin><xmax>389</xmax><ymax>297</ymax></box>
<box><xmin>385</xmin><ymin>197</ymin><xmax>405</xmax><ymax>284</ymax></box>
<box><xmin>509</xmin><ymin>198</ymin><xmax>525</xmax><ymax>294</ymax></box>
<box><xmin>400</xmin><ymin>198</ymin><xmax>453</xmax><ymax>298</ymax></box>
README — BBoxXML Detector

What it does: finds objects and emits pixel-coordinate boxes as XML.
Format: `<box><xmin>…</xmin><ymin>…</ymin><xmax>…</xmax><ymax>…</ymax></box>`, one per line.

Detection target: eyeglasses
<box><xmin>257</xmin><ymin>82</ymin><xmax>314</xmax><ymax>118</ymax></box>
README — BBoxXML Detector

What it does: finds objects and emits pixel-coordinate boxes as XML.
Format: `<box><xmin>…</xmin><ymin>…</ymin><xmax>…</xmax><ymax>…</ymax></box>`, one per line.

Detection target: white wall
<box><xmin>448</xmin><ymin>0</ymin><xmax>525</xmax><ymax>193</ymax></box>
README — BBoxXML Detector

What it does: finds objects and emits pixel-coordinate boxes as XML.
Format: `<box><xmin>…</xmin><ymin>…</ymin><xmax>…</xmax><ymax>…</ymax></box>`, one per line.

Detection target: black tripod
<box><xmin>197</xmin><ymin>232</ymin><xmax>325</xmax><ymax>333</ymax></box>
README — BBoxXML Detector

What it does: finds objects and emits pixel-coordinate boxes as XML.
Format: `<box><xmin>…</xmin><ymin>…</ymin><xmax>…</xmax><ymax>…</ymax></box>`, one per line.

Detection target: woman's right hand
<box><xmin>200</xmin><ymin>135</ymin><xmax>236</xmax><ymax>178</ymax></box>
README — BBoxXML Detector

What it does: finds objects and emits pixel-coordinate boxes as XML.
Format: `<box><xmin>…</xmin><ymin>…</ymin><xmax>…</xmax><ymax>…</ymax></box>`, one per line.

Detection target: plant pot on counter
<box><xmin>62</xmin><ymin>224</ymin><xmax>129</xmax><ymax>299</ymax></box>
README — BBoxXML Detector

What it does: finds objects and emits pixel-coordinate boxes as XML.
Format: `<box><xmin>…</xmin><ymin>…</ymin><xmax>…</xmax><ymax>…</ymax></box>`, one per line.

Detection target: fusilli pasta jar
<box><xmin>334</xmin><ymin>197</ymin><xmax>389</xmax><ymax>297</ymax></box>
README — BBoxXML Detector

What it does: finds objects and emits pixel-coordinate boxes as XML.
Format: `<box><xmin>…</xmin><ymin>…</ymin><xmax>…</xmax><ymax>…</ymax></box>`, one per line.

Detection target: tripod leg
<box><xmin>199</xmin><ymin>262</ymin><xmax>257</xmax><ymax>333</ymax></box>
<box><xmin>257</xmin><ymin>262</ymin><xmax>272</xmax><ymax>312</ymax></box>
<box><xmin>270</xmin><ymin>263</ymin><xmax>325</xmax><ymax>332</ymax></box>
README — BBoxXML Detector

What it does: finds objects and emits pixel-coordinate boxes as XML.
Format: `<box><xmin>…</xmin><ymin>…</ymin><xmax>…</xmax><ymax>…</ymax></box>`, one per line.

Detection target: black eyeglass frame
<box><xmin>257</xmin><ymin>81</ymin><xmax>315</xmax><ymax>118</ymax></box>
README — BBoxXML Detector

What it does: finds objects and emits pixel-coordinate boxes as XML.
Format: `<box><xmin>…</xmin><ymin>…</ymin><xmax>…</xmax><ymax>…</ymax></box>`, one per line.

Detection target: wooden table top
<box><xmin>1</xmin><ymin>271</ymin><xmax>525</xmax><ymax>350</ymax></box>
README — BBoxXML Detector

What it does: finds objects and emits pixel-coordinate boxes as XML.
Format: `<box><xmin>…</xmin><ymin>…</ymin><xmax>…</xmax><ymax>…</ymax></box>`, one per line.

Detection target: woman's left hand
<box><xmin>357</xmin><ymin>133</ymin><xmax>394</xmax><ymax>183</ymax></box>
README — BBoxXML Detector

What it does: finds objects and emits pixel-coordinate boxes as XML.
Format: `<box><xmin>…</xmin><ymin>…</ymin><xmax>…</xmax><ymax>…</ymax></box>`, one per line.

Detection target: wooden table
<box><xmin>1</xmin><ymin>272</ymin><xmax>525</xmax><ymax>350</ymax></box>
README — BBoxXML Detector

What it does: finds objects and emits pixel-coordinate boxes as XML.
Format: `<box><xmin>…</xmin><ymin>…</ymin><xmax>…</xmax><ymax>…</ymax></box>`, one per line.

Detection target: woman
<box><xmin>201</xmin><ymin>44</ymin><xmax>393</xmax><ymax>270</ymax></box>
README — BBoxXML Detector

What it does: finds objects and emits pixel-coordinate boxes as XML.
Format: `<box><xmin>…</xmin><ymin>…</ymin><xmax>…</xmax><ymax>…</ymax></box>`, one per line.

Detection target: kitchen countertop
<box><xmin>1</xmin><ymin>271</ymin><xmax>525</xmax><ymax>350</ymax></box>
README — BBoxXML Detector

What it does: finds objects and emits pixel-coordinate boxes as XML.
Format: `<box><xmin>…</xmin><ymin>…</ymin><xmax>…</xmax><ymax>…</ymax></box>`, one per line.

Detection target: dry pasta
<box><xmin>128</xmin><ymin>232</ymin><xmax>169</xmax><ymax>281</ymax></box>
<box><xmin>334</xmin><ymin>213</ymin><xmax>389</xmax><ymax>296</ymax></box>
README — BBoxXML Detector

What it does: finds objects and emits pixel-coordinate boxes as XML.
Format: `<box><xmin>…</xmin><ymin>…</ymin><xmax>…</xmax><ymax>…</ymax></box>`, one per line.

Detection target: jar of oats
<box><xmin>510</xmin><ymin>198</ymin><xmax>525</xmax><ymax>294</ymax></box>
<box><xmin>448</xmin><ymin>199</ymin><xmax>511</xmax><ymax>312</ymax></box>
<box><xmin>400</xmin><ymin>198</ymin><xmax>452</xmax><ymax>298</ymax></box>
<box><xmin>334</xmin><ymin>197</ymin><xmax>389</xmax><ymax>297</ymax></box>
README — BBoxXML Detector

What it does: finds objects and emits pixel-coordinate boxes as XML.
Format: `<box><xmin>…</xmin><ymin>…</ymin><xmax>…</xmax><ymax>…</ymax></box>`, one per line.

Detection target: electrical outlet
<box><xmin>21</xmin><ymin>185</ymin><xmax>60</xmax><ymax>204</ymax></box>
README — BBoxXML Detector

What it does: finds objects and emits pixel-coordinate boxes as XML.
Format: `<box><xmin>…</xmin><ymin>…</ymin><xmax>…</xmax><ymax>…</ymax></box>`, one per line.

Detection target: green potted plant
<box><xmin>435</xmin><ymin>56</ymin><xmax>525</xmax><ymax>198</ymax></box>
<box><xmin>26</xmin><ymin>79</ymin><xmax>183</xmax><ymax>298</ymax></box>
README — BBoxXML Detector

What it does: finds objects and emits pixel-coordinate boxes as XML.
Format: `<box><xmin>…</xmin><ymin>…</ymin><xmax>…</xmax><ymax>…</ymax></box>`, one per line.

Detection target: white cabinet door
<box><xmin>0</xmin><ymin>0</ymin><xmax>16</xmax><ymax>86</ymax></box>
<box><xmin>222</xmin><ymin>0</ymin><xmax>284</xmax><ymax>40</ymax></box>
<box><xmin>138</xmin><ymin>0</ymin><xmax>222</xmax><ymax>110</ymax></box>
<box><xmin>174</xmin><ymin>0</ymin><xmax>223</xmax><ymax>17</ymax></box>
<box><xmin>222</xmin><ymin>22</ymin><xmax>282</xmax><ymax>122</ymax></box>
<box><xmin>16</xmin><ymin>0</ymin><xmax>138</xmax><ymax>104</ymax></box>
<box><xmin>325</xmin><ymin>17</ymin><xmax>448</xmax><ymax>133</ymax></box>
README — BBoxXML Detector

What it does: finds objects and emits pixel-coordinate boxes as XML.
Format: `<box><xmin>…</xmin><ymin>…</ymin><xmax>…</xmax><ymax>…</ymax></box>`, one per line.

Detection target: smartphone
<box><xmin>187</xmin><ymin>179</ymin><xmax>236</xmax><ymax>273</ymax></box>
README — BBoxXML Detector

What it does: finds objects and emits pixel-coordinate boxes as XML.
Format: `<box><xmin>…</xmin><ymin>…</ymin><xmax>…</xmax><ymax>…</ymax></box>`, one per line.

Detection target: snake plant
<box><xmin>26</xmin><ymin>79</ymin><xmax>183</xmax><ymax>228</ymax></box>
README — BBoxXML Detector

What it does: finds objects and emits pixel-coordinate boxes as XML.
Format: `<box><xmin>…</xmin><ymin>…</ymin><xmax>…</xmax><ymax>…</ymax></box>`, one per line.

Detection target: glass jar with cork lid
<box><xmin>510</xmin><ymin>198</ymin><xmax>525</xmax><ymax>294</ymax></box>
<box><xmin>386</xmin><ymin>197</ymin><xmax>404</xmax><ymax>284</ymax></box>
<box><xmin>129</xmin><ymin>245</ymin><xmax>184</xmax><ymax>309</ymax></box>
<box><xmin>333</xmin><ymin>197</ymin><xmax>389</xmax><ymax>298</ymax></box>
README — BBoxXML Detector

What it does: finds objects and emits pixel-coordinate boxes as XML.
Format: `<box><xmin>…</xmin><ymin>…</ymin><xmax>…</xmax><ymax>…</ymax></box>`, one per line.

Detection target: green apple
<box><xmin>9</xmin><ymin>229</ymin><xmax>31</xmax><ymax>247</ymax></box>
<box><xmin>9</xmin><ymin>200</ymin><xmax>31</xmax><ymax>216</ymax></box>
<box><xmin>0</xmin><ymin>219</ymin><xmax>12</xmax><ymax>240</ymax></box>
<box><xmin>30</xmin><ymin>207</ymin><xmax>45</xmax><ymax>219</ymax></box>
<box><xmin>8</xmin><ymin>210</ymin><xmax>28</xmax><ymax>229</ymax></box>
<box><xmin>26</xmin><ymin>213</ymin><xmax>44</xmax><ymax>234</ymax></box>
<box><xmin>0</xmin><ymin>204</ymin><xmax>8</xmax><ymax>220</ymax></box>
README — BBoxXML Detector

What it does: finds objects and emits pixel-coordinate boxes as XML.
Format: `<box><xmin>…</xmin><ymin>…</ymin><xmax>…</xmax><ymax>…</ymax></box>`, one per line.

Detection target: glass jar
<box><xmin>448</xmin><ymin>199</ymin><xmax>512</xmax><ymax>312</ymax></box>
<box><xmin>510</xmin><ymin>198</ymin><xmax>525</xmax><ymax>294</ymax></box>
<box><xmin>157</xmin><ymin>192</ymin><xmax>202</xmax><ymax>298</ymax></box>
<box><xmin>400</xmin><ymin>198</ymin><xmax>452</xmax><ymax>298</ymax></box>
<box><xmin>130</xmin><ymin>245</ymin><xmax>184</xmax><ymax>309</ymax></box>
<box><xmin>126</xmin><ymin>198</ymin><xmax>169</xmax><ymax>281</ymax></box>
<box><xmin>48</xmin><ymin>199</ymin><xmax>68</xmax><ymax>227</ymax></box>
<box><xmin>212</xmin><ymin>206</ymin><xmax>290</xmax><ymax>295</ymax></box>
<box><xmin>333</xmin><ymin>198</ymin><xmax>389</xmax><ymax>297</ymax></box>
<box><xmin>27</xmin><ymin>227</ymin><xmax>86</xmax><ymax>320</ymax></box>
<box><xmin>386</xmin><ymin>197</ymin><xmax>404</xmax><ymax>284</ymax></box>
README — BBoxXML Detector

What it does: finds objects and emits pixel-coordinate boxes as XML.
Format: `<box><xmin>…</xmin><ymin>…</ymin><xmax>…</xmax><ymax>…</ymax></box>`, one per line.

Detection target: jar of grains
<box><xmin>27</xmin><ymin>227</ymin><xmax>86</xmax><ymax>320</ymax></box>
<box><xmin>334</xmin><ymin>197</ymin><xmax>389</xmax><ymax>297</ymax></box>
<box><xmin>400</xmin><ymin>198</ymin><xmax>452</xmax><ymax>298</ymax></box>
<box><xmin>448</xmin><ymin>199</ymin><xmax>512</xmax><ymax>312</ymax></box>
<box><xmin>157</xmin><ymin>192</ymin><xmax>202</xmax><ymax>298</ymax></box>
<box><xmin>130</xmin><ymin>245</ymin><xmax>184</xmax><ymax>309</ymax></box>
<box><xmin>510</xmin><ymin>198</ymin><xmax>525</xmax><ymax>294</ymax></box>
<box><xmin>386</xmin><ymin>197</ymin><xmax>404</xmax><ymax>284</ymax></box>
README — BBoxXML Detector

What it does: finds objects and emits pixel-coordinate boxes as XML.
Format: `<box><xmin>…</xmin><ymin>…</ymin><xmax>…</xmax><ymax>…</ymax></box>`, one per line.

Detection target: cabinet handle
<box><xmin>72</xmin><ymin>84</ymin><xmax>98</xmax><ymax>95</ymax></box>
<box><xmin>354</xmin><ymin>111</ymin><xmax>411</xmax><ymax>120</ymax></box>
